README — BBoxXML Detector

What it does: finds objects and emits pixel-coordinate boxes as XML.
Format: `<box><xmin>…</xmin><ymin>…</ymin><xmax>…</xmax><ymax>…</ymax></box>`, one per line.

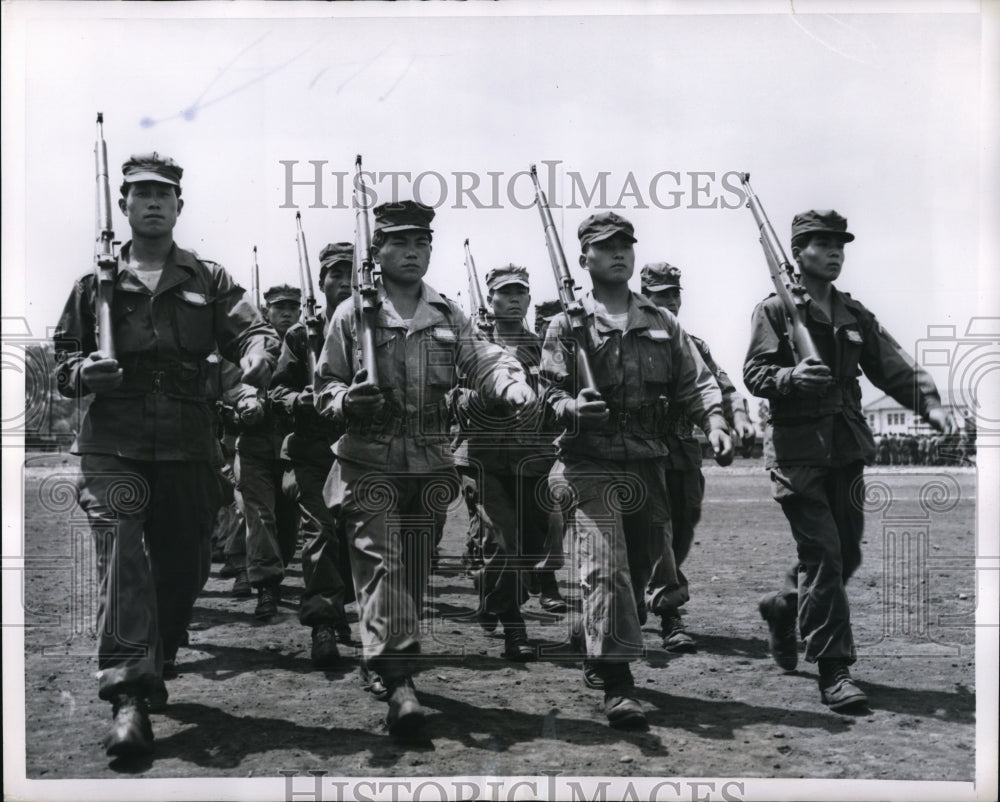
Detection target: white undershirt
<box><xmin>128</xmin><ymin>257</ymin><xmax>165</xmax><ymax>293</ymax></box>
<box><xmin>604</xmin><ymin>312</ymin><xmax>628</xmax><ymax>331</ymax></box>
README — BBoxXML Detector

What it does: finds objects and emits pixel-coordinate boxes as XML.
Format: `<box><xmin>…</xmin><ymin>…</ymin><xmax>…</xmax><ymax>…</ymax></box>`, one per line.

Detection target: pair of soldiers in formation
<box><xmin>55</xmin><ymin>151</ymin><xmax>955</xmax><ymax>758</ymax></box>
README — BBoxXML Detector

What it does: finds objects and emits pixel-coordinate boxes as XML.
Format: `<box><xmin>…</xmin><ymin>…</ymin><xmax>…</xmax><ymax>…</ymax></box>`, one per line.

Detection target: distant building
<box><xmin>863</xmin><ymin>391</ymin><xmax>970</xmax><ymax>435</ymax></box>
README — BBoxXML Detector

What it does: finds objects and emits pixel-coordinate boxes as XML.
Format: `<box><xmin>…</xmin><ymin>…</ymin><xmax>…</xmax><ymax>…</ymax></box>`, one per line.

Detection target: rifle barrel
<box><xmin>94</xmin><ymin>112</ymin><xmax>116</xmax><ymax>358</ymax></box>
<box><xmin>353</xmin><ymin>156</ymin><xmax>379</xmax><ymax>383</ymax></box>
<box><xmin>738</xmin><ymin>173</ymin><xmax>821</xmax><ymax>363</ymax></box>
<box><xmin>529</xmin><ymin>164</ymin><xmax>597</xmax><ymax>392</ymax></box>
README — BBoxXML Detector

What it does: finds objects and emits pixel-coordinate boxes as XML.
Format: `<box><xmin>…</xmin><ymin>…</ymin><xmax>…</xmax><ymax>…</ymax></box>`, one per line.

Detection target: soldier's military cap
<box><xmin>534</xmin><ymin>300</ymin><xmax>562</xmax><ymax>320</ymax></box>
<box><xmin>319</xmin><ymin>242</ymin><xmax>354</xmax><ymax>282</ymax></box>
<box><xmin>577</xmin><ymin>211</ymin><xmax>637</xmax><ymax>249</ymax></box>
<box><xmin>486</xmin><ymin>264</ymin><xmax>530</xmax><ymax>291</ymax></box>
<box><xmin>121</xmin><ymin>152</ymin><xmax>183</xmax><ymax>187</ymax></box>
<box><xmin>640</xmin><ymin>262</ymin><xmax>683</xmax><ymax>292</ymax></box>
<box><xmin>373</xmin><ymin>201</ymin><xmax>435</xmax><ymax>234</ymax></box>
<box><xmin>264</xmin><ymin>284</ymin><xmax>302</xmax><ymax>305</ymax></box>
<box><xmin>790</xmin><ymin>209</ymin><xmax>855</xmax><ymax>246</ymax></box>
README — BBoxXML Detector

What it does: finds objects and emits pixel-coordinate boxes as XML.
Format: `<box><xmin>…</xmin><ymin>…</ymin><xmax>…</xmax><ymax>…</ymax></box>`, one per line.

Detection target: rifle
<box><xmin>93</xmin><ymin>113</ymin><xmax>118</xmax><ymax>358</ymax></box>
<box><xmin>528</xmin><ymin>164</ymin><xmax>598</xmax><ymax>393</ymax></box>
<box><xmin>352</xmin><ymin>155</ymin><xmax>379</xmax><ymax>384</ymax></box>
<box><xmin>463</xmin><ymin>239</ymin><xmax>493</xmax><ymax>336</ymax></box>
<box><xmin>250</xmin><ymin>245</ymin><xmax>261</xmax><ymax>311</ymax></box>
<box><xmin>294</xmin><ymin>212</ymin><xmax>322</xmax><ymax>376</ymax></box>
<box><xmin>738</xmin><ymin>173</ymin><xmax>822</xmax><ymax>363</ymax></box>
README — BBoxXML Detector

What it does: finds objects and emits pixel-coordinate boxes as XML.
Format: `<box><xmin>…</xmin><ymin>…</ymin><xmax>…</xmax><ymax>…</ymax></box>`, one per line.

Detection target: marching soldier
<box><xmin>314</xmin><ymin>201</ymin><xmax>536</xmax><ymax>737</ymax></box>
<box><xmin>534</xmin><ymin>299</ymin><xmax>563</xmax><ymax>339</ymax></box>
<box><xmin>54</xmin><ymin>153</ymin><xmax>278</xmax><ymax>758</ymax></box>
<box><xmin>233</xmin><ymin>285</ymin><xmax>302</xmax><ymax>620</ymax></box>
<box><xmin>270</xmin><ymin>243</ymin><xmax>358</xmax><ymax>668</ymax></box>
<box><xmin>540</xmin><ymin>212</ymin><xmax>732</xmax><ymax>729</ymax></box>
<box><xmin>454</xmin><ymin>264</ymin><xmax>565</xmax><ymax>662</ymax></box>
<box><xmin>744</xmin><ymin>209</ymin><xmax>957</xmax><ymax>711</ymax></box>
<box><xmin>639</xmin><ymin>262</ymin><xmax>756</xmax><ymax>651</ymax></box>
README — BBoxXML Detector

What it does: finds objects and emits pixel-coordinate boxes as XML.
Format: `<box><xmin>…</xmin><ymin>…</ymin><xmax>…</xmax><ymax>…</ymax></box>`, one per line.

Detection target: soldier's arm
<box><xmin>53</xmin><ymin>276</ymin><xmax>99</xmax><ymax>398</ymax></box>
<box><xmin>858</xmin><ymin>310</ymin><xmax>944</xmax><ymax>420</ymax></box>
<box><xmin>452</xmin><ymin>306</ymin><xmax>531</xmax><ymax>404</ymax></box>
<box><xmin>539</xmin><ymin>314</ymin><xmax>578</xmax><ymax>424</ymax></box>
<box><xmin>692</xmin><ymin>336</ymin><xmax>743</xmax><ymax>424</ymax></box>
<box><xmin>220</xmin><ymin>358</ymin><xmax>245</xmax><ymax>406</ymax></box>
<box><xmin>673</xmin><ymin>326</ymin><xmax>727</xmax><ymax>436</ymax></box>
<box><xmin>743</xmin><ymin>298</ymin><xmax>797</xmax><ymax>399</ymax></box>
<box><xmin>269</xmin><ymin>324</ymin><xmax>310</xmax><ymax>415</ymax></box>
<box><xmin>314</xmin><ymin>305</ymin><xmax>356</xmax><ymax>424</ymax></box>
<box><xmin>210</xmin><ymin>264</ymin><xmax>280</xmax><ymax>369</ymax></box>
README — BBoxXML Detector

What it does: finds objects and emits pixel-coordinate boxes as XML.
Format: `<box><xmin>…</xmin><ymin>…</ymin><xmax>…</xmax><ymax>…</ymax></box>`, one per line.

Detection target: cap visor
<box><xmin>378</xmin><ymin>224</ymin><xmax>432</xmax><ymax>234</ymax></box>
<box><xmin>587</xmin><ymin>231</ymin><xmax>638</xmax><ymax>246</ymax></box>
<box><xmin>642</xmin><ymin>283</ymin><xmax>679</xmax><ymax>292</ymax></box>
<box><xmin>490</xmin><ymin>278</ymin><xmax>531</xmax><ymax>290</ymax></box>
<box><xmin>122</xmin><ymin>171</ymin><xmax>179</xmax><ymax>186</ymax></box>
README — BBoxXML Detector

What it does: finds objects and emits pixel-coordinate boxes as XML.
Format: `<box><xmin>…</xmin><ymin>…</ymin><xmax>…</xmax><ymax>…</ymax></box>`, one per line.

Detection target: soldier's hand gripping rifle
<box><xmin>463</xmin><ymin>239</ymin><xmax>493</xmax><ymax>337</ymax></box>
<box><xmin>528</xmin><ymin>164</ymin><xmax>598</xmax><ymax>393</ymax></box>
<box><xmin>295</xmin><ymin>212</ymin><xmax>323</xmax><ymax>376</ymax></box>
<box><xmin>352</xmin><ymin>155</ymin><xmax>379</xmax><ymax>384</ymax></box>
<box><xmin>738</xmin><ymin>173</ymin><xmax>821</xmax><ymax>364</ymax></box>
<box><xmin>250</xmin><ymin>245</ymin><xmax>261</xmax><ymax>312</ymax></box>
<box><xmin>94</xmin><ymin>113</ymin><xmax>119</xmax><ymax>358</ymax></box>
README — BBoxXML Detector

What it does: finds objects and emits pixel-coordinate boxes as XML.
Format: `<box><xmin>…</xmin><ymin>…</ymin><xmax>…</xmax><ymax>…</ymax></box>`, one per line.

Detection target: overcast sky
<box><xmin>3</xmin><ymin>1</ymin><xmax>996</xmax><ymax>411</ymax></box>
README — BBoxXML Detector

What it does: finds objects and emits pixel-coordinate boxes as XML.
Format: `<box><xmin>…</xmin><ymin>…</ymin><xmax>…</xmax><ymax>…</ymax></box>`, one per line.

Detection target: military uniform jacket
<box><xmin>54</xmin><ymin>243</ymin><xmax>279</xmax><ymax>461</ymax></box>
<box><xmin>270</xmin><ymin>318</ymin><xmax>344</xmax><ymax>463</ymax></box>
<box><xmin>453</xmin><ymin>326</ymin><xmax>558</xmax><ymax>477</ymax></box>
<box><xmin>743</xmin><ymin>288</ymin><xmax>942</xmax><ymax>468</ymax></box>
<box><xmin>314</xmin><ymin>281</ymin><xmax>529</xmax><ymax>472</ymax></box>
<box><xmin>664</xmin><ymin>333</ymin><xmax>746</xmax><ymax>471</ymax></box>
<box><xmin>540</xmin><ymin>292</ymin><xmax>726</xmax><ymax>462</ymax></box>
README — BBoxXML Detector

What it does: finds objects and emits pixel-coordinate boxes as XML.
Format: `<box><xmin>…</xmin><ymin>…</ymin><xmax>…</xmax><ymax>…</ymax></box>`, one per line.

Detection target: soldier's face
<box><xmin>322</xmin><ymin>263</ymin><xmax>353</xmax><ymax>310</ymax></box>
<box><xmin>647</xmin><ymin>288</ymin><xmax>682</xmax><ymax>316</ymax></box>
<box><xmin>374</xmin><ymin>231</ymin><xmax>431</xmax><ymax>285</ymax></box>
<box><xmin>489</xmin><ymin>285</ymin><xmax>530</xmax><ymax>321</ymax></box>
<box><xmin>119</xmin><ymin>181</ymin><xmax>182</xmax><ymax>238</ymax></box>
<box><xmin>580</xmin><ymin>234</ymin><xmax>635</xmax><ymax>285</ymax></box>
<box><xmin>794</xmin><ymin>234</ymin><xmax>845</xmax><ymax>283</ymax></box>
<box><xmin>267</xmin><ymin>300</ymin><xmax>300</xmax><ymax>337</ymax></box>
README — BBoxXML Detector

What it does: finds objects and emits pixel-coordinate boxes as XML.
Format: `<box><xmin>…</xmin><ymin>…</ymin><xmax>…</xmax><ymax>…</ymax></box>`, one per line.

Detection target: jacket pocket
<box><xmin>424</xmin><ymin>328</ymin><xmax>458</xmax><ymax>389</ymax></box>
<box><xmin>635</xmin><ymin>329</ymin><xmax>672</xmax><ymax>390</ymax></box>
<box><xmin>173</xmin><ymin>290</ymin><xmax>215</xmax><ymax>355</ymax></box>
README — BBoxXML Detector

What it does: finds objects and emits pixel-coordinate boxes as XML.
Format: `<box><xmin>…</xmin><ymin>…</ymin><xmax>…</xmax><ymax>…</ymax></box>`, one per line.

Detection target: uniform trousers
<box><xmin>771</xmin><ymin>461</ymin><xmax>865</xmax><ymax>664</ymax></box>
<box><xmin>286</xmin><ymin>453</ymin><xmax>354</xmax><ymax>628</ymax></box>
<box><xmin>645</xmin><ymin>467</ymin><xmax>704</xmax><ymax>613</ymax></box>
<box><xmin>75</xmin><ymin>454</ymin><xmax>218</xmax><ymax>700</ymax></box>
<box><xmin>235</xmin><ymin>452</ymin><xmax>298</xmax><ymax>587</ymax></box>
<box><xmin>549</xmin><ymin>456</ymin><xmax>675</xmax><ymax>661</ymax></box>
<box><xmin>325</xmin><ymin>460</ymin><xmax>459</xmax><ymax>677</ymax></box>
<box><xmin>464</xmin><ymin>468</ymin><xmax>562</xmax><ymax>616</ymax></box>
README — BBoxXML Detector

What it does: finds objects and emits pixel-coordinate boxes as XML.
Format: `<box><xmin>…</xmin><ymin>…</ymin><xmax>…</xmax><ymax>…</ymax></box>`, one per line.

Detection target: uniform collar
<box><xmin>376</xmin><ymin>280</ymin><xmax>451</xmax><ymax>331</ymax></box>
<box><xmin>584</xmin><ymin>290</ymin><xmax>658</xmax><ymax>333</ymax></box>
<box><xmin>117</xmin><ymin>242</ymin><xmax>197</xmax><ymax>296</ymax></box>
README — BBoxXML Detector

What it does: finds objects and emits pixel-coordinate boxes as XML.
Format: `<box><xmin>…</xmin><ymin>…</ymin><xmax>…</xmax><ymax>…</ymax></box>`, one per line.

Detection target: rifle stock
<box><xmin>463</xmin><ymin>239</ymin><xmax>493</xmax><ymax>336</ymax></box>
<box><xmin>94</xmin><ymin>113</ymin><xmax>118</xmax><ymax>358</ymax></box>
<box><xmin>738</xmin><ymin>173</ymin><xmax>822</xmax><ymax>364</ymax></box>
<box><xmin>295</xmin><ymin>212</ymin><xmax>322</xmax><ymax>376</ymax></box>
<box><xmin>528</xmin><ymin>164</ymin><xmax>598</xmax><ymax>393</ymax></box>
<box><xmin>352</xmin><ymin>155</ymin><xmax>379</xmax><ymax>384</ymax></box>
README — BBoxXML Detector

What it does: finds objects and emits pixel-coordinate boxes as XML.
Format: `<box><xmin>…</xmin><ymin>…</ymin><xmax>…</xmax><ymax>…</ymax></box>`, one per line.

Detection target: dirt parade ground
<box><xmin>11</xmin><ymin>453</ymin><xmax>989</xmax><ymax>800</ymax></box>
